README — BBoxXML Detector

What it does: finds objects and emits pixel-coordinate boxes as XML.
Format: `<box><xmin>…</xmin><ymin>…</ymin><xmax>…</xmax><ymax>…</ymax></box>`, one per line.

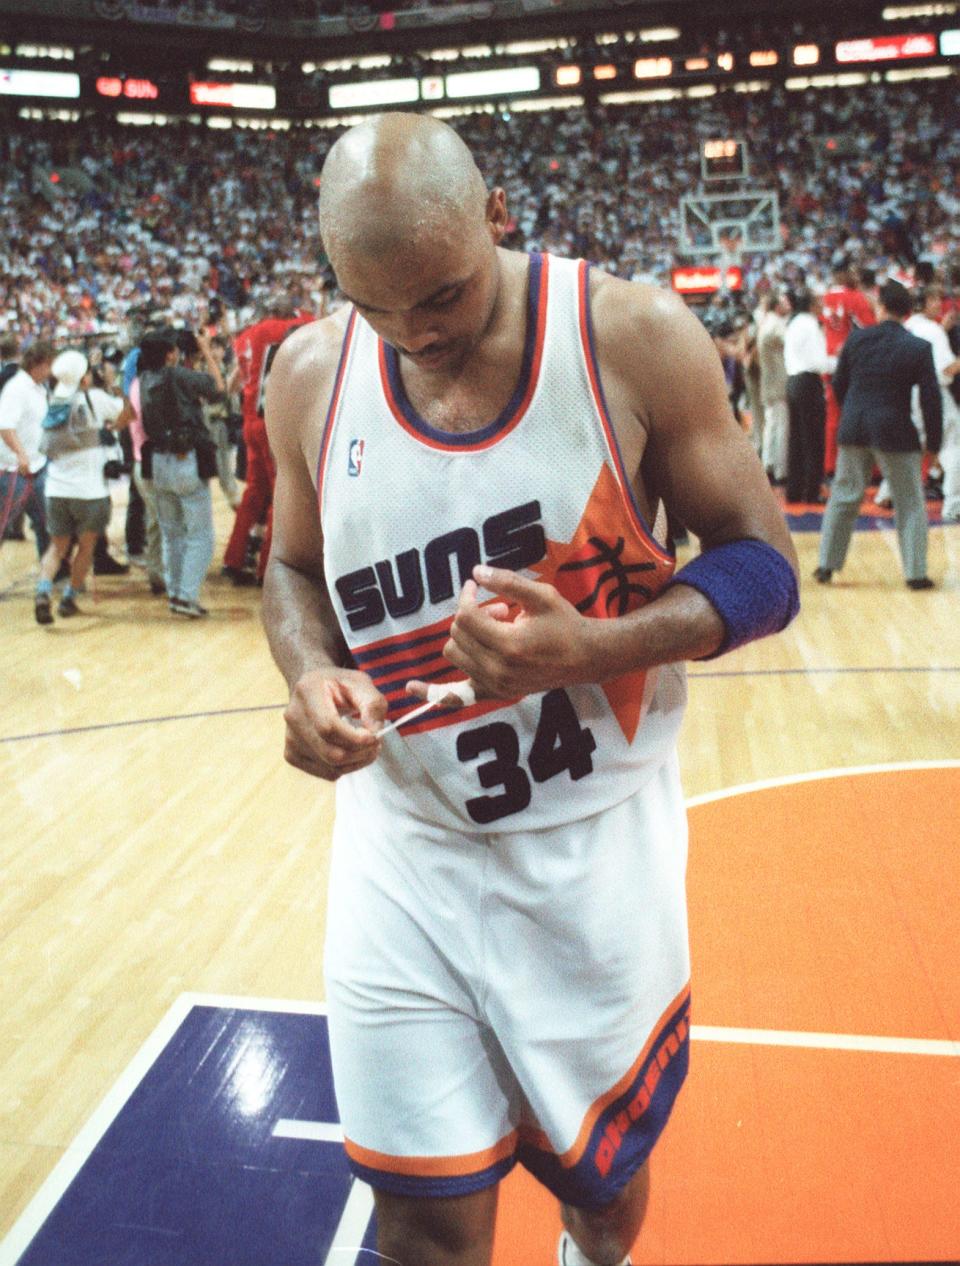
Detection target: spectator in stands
<box><xmin>139</xmin><ymin>328</ymin><xmax>225</xmax><ymax>617</ymax></box>
<box><xmin>0</xmin><ymin>339</ymin><xmax>55</xmax><ymax>559</ymax></box>
<box><xmin>5</xmin><ymin>77</ymin><xmax>960</xmax><ymax>345</ymax></box>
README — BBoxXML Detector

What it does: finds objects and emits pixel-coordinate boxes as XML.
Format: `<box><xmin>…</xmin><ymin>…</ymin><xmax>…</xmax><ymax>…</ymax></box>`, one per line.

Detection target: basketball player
<box><xmin>820</xmin><ymin>259</ymin><xmax>876</xmax><ymax>477</ymax></box>
<box><xmin>222</xmin><ymin>297</ymin><xmax>314</xmax><ymax>584</ymax></box>
<box><xmin>262</xmin><ymin>114</ymin><xmax>799</xmax><ymax>1266</ymax></box>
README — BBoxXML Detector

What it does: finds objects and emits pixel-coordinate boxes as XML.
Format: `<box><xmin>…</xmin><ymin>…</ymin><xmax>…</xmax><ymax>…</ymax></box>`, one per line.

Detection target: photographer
<box><xmin>33</xmin><ymin>350</ymin><xmax>131</xmax><ymax>624</ymax></box>
<box><xmin>139</xmin><ymin>328</ymin><xmax>224</xmax><ymax>618</ymax></box>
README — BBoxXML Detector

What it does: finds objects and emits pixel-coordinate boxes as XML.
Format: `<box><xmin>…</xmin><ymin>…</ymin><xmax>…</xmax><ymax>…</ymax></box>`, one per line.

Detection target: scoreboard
<box><xmin>701</xmin><ymin>138</ymin><xmax>749</xmax><ymax>181</ymax></box>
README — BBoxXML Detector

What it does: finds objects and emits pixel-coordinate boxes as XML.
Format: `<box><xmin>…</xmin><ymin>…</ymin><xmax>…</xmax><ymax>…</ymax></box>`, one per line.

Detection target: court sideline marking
<box><xmin>2</xmin><ymin>671</ymin><xmax>959</xmax><ymax>745</ymax></box>
<box><xmin>3</xmin><ymin>763</ymin><xmax>959</xmax><ymax>1263</ymax></box>
<box><xmin>3</xmin><ymin>989</ymin><xmax>957</xmax><ymax>1266</ymax></box>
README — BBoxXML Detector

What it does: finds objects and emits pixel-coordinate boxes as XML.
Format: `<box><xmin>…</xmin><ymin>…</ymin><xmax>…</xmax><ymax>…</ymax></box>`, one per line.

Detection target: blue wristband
<box><xmin>666</xmin><ymin>538</ymin><xmax>799</xmax><ymax>660</ymax></box>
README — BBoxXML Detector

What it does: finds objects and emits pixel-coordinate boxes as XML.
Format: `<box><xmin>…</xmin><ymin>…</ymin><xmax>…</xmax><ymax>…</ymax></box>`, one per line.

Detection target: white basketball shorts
<box><xmin>324</xmin><ymin>751</ymin><xmax>691</xmax><ymax>1210</ymax></box>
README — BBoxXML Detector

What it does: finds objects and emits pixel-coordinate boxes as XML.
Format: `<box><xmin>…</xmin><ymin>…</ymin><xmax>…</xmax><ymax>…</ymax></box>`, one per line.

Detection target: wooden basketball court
<box><xmin>1</xmin><ymin>490</ymin><xmax>958</xmax><ymax>1263</ymax></box>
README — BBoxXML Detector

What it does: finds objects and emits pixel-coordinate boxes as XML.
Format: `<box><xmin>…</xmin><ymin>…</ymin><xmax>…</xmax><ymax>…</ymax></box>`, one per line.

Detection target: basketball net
<box><xmin>718</xmin><ymin>233</ymin><xmax>741</xmax><ymax>293</ymax></box>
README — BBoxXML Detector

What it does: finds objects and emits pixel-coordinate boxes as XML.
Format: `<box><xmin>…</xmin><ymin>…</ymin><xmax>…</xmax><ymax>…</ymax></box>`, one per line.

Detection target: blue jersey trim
<box><xmin>353</xmin><ymin>626</ymin><xmax>448</xmax><ymax>665</ymax></box>
<box><xmin>518</xmin><ymin>992</ymin><xmax>690</xmax><ymax>1211</ymax></box>
<box><xmin>382</xmin><ymin>253</ymin><xmax>544</xmax><ymax>448</ymax></box>
<box><xmin>346</xmin><ymin>1153</ymin><xmax>516</xmax><ymax>1198</ymax></box>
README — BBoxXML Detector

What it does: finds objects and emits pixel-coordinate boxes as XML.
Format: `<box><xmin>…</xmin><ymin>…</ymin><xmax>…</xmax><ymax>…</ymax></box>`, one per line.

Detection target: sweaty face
<box><xmin>332</xmin><ymin>226</ymin><xmax>498</xmax><ymax>374</ymax></box>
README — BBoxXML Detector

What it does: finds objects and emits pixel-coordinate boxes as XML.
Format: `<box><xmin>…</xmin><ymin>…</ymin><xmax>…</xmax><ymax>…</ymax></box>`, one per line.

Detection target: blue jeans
<box><xmin>0</xmin><ymin>464</ymin><xmax>49</xmax><ymax>558</ymax></box>
<box><xmin>152</xmin><ymin>450</ymin><xmax>214</xmax><ymax>603</ymax></box>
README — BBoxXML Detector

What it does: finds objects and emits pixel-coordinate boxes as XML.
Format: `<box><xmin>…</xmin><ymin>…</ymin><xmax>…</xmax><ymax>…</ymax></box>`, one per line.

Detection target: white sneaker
<box><xmin>557</xmin><ymin>1229</ymin><xmax>632</xmax><ymax>1266</ymax></box>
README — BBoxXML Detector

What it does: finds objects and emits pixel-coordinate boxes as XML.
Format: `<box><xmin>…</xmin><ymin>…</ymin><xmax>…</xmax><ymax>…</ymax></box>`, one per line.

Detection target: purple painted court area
<box><xmin>16</xmin><ymin>1006</ymin><xmax>377</xmax><ymax>1266</ymax></box>
<box><xmin>784</xmin><ymin>505</ymin><xmax>952</xmax><ymax>533</ymax></box>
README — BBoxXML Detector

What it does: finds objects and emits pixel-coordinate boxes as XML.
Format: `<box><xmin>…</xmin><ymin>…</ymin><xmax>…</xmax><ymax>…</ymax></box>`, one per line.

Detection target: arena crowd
<box><xmin>2</xmin><ymin>77</ymin><xmax>959</xmax><ymax>343</ymax></box>
<box><xmin>2</xmin><ymin>74</ymin><xmax>959</xmax><ymax>619</ymax></box>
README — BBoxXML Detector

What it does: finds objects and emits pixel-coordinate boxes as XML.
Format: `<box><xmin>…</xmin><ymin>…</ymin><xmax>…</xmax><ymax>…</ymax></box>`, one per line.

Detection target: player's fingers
<box><xmin>355</xmin><ymin>690</ymin><xmax>389</xmax><ymax>735</ymax></box>
<box><xmin>457</xmin><ymin>578</ymin><xmax>480</xmax><ymax>608</ymax></box>
<box><xmin>288</xmin><ymin>686</ymin><xmax>381</xmax><ymax>752</ymax></box>
<box><xmin>443</xmin><ymin>631</ymin><xmax>505</xmax><ymax>693</ymax></box>
<box><xmin>285</xmin><ymin>728</ymin><xmax>379</xmax><ymax>779</ymax></box>
<box><xmin>485</xmin><ymin>601</ymin><xmax>513</xmax><ymax>621</ymax></box>
<box><xmin>404</xmin><ymin>680</ymin><xmax>475</xmax><ymax>708</ymax></box>
<box><xmin>473</xmin><ymin>564</ymin><xmax>555</xmax><ymax>611</ymax></box>
<box><xmin>445</xmin><ymin>614</ymin><xmax>504</xmax><ymax>668</ymax></box>
<box><xmin>332</xmin><ymin>676</ymin><xmax>390</xmax><ymax>738</ymax></box>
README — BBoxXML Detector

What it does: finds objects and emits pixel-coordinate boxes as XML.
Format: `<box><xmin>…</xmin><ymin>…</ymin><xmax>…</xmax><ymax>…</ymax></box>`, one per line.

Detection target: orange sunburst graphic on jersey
<box><xmin>529</xmin><ymin>463</ymin><xmax>673</xmax><ymax>743</ymax></box>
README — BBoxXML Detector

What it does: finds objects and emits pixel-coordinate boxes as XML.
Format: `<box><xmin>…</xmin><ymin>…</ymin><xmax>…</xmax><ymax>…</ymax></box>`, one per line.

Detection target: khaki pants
<box><xmin>819</xmin><ymin>446</ymin><xmax>928</xmax><ymax>581</ymax></box>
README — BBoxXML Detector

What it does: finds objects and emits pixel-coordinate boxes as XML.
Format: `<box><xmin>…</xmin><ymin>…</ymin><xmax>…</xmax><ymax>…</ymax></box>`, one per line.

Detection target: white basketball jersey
<box><xmin>318</xmin><ymin>253</ymin><xmax>687</xmax><ymax>833</ymax></box>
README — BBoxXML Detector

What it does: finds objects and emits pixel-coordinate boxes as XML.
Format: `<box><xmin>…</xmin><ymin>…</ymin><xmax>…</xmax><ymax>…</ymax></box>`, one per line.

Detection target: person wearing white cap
<box><xmin>33</xmin><ymin>348</ymin><xmax>130</xmax><ymax>623</ymax></box>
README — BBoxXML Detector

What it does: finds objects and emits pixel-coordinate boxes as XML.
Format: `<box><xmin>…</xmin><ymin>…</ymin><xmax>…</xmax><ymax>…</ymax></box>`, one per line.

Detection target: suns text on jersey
<box><xmin>334</xmin><ymin>500</ymin><xmax>546</xmax><ymax>632</ymax></box>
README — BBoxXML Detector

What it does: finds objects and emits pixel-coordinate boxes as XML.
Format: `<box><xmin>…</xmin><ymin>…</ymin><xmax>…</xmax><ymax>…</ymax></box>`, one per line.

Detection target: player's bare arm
<box><xmin>262</xmin><ymin>317</ymin><xmax>387</xmax><ymax>779</ymax></box>
<box><xmin>431</xmin><ymin>274</ymin><xmax>799</xmax><ymax>701</ymax></box>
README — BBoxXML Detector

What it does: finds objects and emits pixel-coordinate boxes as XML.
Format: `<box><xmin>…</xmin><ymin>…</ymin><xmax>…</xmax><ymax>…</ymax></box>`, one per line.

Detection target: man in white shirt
<box><xmin>756</xmin><ymin>291</ymin><xmax>791</xmax><ymax>484</ymax></box>
<box><xmin>0</xmin><ymin>339</ymin><xmax>55</xmax><ymax>557</ymax></box>
<box><xmin>33</xmin><ymin>349</ymin><xmax>130</xmax><ymax>623</ymax></box>
<box><xmin>784</xmin><ymin>289</ymin><xmax>835</xmax><ymax>505</ymax></box>
<box><xmin>904</xmin><ymin>286</ymin><xmax>960</xmax><ymax>522</ymax></box>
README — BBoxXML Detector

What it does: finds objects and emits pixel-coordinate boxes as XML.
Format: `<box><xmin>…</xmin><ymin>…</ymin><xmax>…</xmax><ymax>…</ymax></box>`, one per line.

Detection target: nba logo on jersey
<box><xmin>348</xmin><ymin>438</ymin><xmax>365</xmax><ymax>477</ymax></box>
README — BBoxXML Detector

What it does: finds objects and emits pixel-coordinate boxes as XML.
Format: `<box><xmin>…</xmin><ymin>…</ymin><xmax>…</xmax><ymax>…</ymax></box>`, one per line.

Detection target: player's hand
<box><xmin>283</xmin><ymin>667</ymin><xmax>386</xmax><ymax>781</ymax></box>
<box><xmin>441</xmin><ymin>565</ymin><xmax>593</xmax><ymax>700</ymax></box>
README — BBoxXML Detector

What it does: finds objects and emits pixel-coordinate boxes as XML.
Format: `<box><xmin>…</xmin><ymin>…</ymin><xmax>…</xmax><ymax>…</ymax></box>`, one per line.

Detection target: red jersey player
<box><xmin>821</xmin><ymin>261</ymin><xmax>876</xmax><ymax>474</ymax></box>
<box><xmin>222</xmin><ymin>299</ymin><xmax>314</xmax><ymax>584</ymax></box>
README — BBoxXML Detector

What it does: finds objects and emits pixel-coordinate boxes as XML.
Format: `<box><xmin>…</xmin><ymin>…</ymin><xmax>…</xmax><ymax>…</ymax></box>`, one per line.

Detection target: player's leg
<box><xmin>73</xmin><ymin>530</ymin><xmax>99</xmax><ymax>582</ymax></box>
<box><xmin>761</xmin><ymin>398</ymin><xmax>788</xmax><ymax>483</ymax></box>
<box><xmin>560</xmin><ymin>1161</ymin><xmax>649</xmax><ymax>1265</ymax></box>
<box><xmin>823</xmin><ymin>376</ymin><xmax>840</xmax><ymax>478</ymax></box>
<box><xmin>23</xmin><ymin>465</ymin><xmax>50</xmax><ymax>559</ymax></box>
<box><xmin>223</xmin><ymin>417</ymin><xmax>270</xmax><ymax>575</ymax></box>
<box><xmin>878</xmin><ymin>449</ymin><xmax>929</xmax><ymax>583</ymax></box>
<box><xmin>804</xmin><ymin>375</ymin><xmax>827</xmax><ymax>502</ymax></box>
<box><xmin>70</xmin><ymin>507</ymin><xmax>107</xmax><ymax>589</ymax></box>
<box><xmin>373</xmin><ymin>1186</ymin><xmax>499</xmax><ymax>1266</ymax></box>
<box><xmin>486</xmin><ymin>754</ymin><xmax>690</xmax><ymax>1264</ymax></box>
<box><xmin>57</xmin><ymin>520</ymin><xmax>101</xmax><ymax>615</ymax></box>
<box><xmin>35</xmin><ymin>521</ymin><xmax>71</xmax><ymax>623</ymax></box>
<box><xmin>324</xmin><ymin>776</ymin><xmax>519</xmax><ymax>1263</ymax></box>
<box><xmin>941</xmin><ymin>411</ymin><xmax>960</xmax><ymax>521</ymax></box>
<box><xmin>785</xmin><ymin>376</ymin><xmax>805</xmax><ymax>503</ymax></box>
<box><xmin>817</xmin><ymin>445</ymin><xmax>872</xmax><ymax>576</ymax></box>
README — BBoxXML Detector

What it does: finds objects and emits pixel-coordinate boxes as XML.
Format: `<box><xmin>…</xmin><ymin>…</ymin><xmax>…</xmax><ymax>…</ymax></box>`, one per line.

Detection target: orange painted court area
<box><xmin>492</xmin><ymin>767</ymin><xmax>960</xmax><ymax>1264</ymax></box>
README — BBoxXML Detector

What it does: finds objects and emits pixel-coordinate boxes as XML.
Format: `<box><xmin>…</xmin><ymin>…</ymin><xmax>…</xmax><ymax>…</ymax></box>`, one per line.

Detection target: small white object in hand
<box><xmin>426</xmin><ymin>680</ymin><xmax>476</xmax><ymax>708</ymax></box>
<box><xmin>378</xmin><ymin>680</ymin><xmax>476</xmax><ymax>737</ymax></box>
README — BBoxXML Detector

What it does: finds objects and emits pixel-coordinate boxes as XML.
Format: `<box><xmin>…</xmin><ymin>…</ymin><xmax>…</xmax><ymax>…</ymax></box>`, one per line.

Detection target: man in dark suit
<box><xmin>815</xmin><ymin>280</ymin><xmax>942</xmax><ymax>589</ymax></box>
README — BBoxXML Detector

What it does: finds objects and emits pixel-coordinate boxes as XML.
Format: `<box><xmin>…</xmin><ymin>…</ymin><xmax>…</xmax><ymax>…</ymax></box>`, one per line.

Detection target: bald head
<box><xmin>318</xmin><ymin>113</ymin><xmax>489</xmax><ymax>264</ymax></box>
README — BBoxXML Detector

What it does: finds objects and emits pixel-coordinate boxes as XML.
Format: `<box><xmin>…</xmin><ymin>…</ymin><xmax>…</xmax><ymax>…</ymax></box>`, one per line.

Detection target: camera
<box><xmin>103</xmin><ymin>457</ymin><xmax>133</xmax><ymax>479</ymax></box>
